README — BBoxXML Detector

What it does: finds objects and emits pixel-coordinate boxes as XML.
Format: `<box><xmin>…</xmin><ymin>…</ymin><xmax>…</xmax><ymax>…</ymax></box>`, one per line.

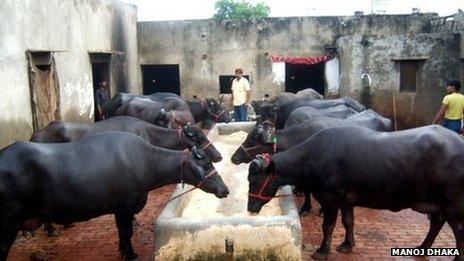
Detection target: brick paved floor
<box><xmin>298</xmin><ymin>198</ymin><xmax>455</xmax><ymax>260</ymax></box>
<box><xmin>8</xmin><ymin>187</ymin><xmax>456</xmax><ymax>260</ymax></box>
<box><xmin>8</xmin><ymin>185</ymin><xmax>175</xmax><ymax>261</ymax></box>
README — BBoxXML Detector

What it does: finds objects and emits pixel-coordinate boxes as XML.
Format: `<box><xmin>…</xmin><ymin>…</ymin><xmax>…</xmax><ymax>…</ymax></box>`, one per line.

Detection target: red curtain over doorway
<box><xmin>268</xmin><ymin>54</ymin><xmax>329</xmax><ymax>65</ymax></box>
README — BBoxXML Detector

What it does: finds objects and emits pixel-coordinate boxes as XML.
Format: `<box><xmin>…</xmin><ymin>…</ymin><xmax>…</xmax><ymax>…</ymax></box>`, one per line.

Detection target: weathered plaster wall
<box><xmin>335</xmin><ymin>14</ymin><xmax>461</xmax><ymax>128</ymax></box>
<box><xmin>138</xmin><ymin>17</ymin><xmax>340</xmax><ymax>99</ymax></box>
<box><xmin>139</xmin><ymin>13</ymin><xmax>461</xmax><ymax>128</ymax></box>
<box><xmin>0</xmin><ymin>0</ymin><xmax>141</xmax><ymax>147</ymax></box>
<box><xmin>338</xmin><ymin>33</ymin><xmax>460</xmax><ymax>128</ymax></box>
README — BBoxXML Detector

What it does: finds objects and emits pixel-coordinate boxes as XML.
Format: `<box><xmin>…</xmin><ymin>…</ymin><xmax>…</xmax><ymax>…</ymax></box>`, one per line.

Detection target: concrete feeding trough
<box><xmin>154</xmin><ymin>122</ymin><xmax>302</xmax><ymax>260</ymax></box>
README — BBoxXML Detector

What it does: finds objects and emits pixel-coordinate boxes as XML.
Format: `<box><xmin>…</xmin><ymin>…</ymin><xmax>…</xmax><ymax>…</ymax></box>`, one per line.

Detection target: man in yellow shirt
<box><xmin>432</xmin><ymin>80</ymin><xmax>464</xmax><ymax>134</ymax></box>
<box><xmin>231</xmin><ymin>68</ymin><xmax>251</xmax><ymax>122</ymax></box>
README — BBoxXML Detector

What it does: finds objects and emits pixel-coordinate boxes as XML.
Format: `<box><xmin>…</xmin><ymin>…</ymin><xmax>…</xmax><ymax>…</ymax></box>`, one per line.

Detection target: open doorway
<box><xmin>142</xmin><ymin>64</ymin><xmax>180</xmax><ymax>95</ymax></box>
<box><xmin>27</xmin><ymin>51</ymin><xmax>61</xmax><ymax>131</ymax></box>
<box><xmin>285</xmin><ymin>63</ymin><xmax>325</xmax><ymax>95</ymax></box>
<box><xmin>89</xmin><ymin>53</ymin><xmax>111</xmax><ymax>122</ymax></box>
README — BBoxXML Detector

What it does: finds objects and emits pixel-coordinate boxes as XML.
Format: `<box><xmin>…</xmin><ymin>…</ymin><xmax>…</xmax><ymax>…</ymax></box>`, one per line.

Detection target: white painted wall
<box><xmin>0</xmin><ymin>0</ymin><xmax>141</xmax><ymax>147</ymax></box>
<box><xmin>325</xmin><ymin>57</ymin><xmax>340</xmax><ymax>96</ymax></box>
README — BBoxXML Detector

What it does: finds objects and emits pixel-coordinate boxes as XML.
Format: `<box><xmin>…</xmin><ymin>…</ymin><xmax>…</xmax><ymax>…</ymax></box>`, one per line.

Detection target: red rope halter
<box><xmin>248</xmin><ymin>154</ymin><xmax>292</xmax><ymax>201</ymax></box>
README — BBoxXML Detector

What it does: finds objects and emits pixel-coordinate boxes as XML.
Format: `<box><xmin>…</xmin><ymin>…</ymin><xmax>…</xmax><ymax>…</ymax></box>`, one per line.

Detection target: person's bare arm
<box><xmin>245</xmin><ymin>91</ymin><xmax>251</xmax><ymax>105</ymax></box>
<box><xmin>432</xmin><ymin>104</ymin><xmax>447</xmax><ymax>124</ymax></box>
<box><xmin>461</xmin><ymin>108</ymin><xmax>464</xmax><ymax>134</ymax></box>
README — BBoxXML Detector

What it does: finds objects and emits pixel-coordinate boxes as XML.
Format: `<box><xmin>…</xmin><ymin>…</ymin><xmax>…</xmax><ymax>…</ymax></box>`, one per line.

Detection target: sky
<box><xmin>119</xmin><ymin>0</ymin><xmax>464</xmax><ymax>21</ymax></box>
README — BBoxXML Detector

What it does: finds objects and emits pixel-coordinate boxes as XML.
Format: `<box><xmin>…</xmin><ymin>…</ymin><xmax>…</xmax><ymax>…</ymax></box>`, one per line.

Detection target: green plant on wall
<box><xmin>213</xmin><ymin>0</ymin><xmax>270</xmax><ymax>20</ymax></box>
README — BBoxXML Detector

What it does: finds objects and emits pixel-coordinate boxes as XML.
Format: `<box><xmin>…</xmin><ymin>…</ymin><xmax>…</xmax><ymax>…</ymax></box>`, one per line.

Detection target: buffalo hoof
<box><xmin>415</xmin><ymin>245</ymin><xmax>428</xmax><ymax>254</ymax></box>
<box><xmin>125</xmin><ymin>253</ymin><xmax>138</xmax><ymax>261</ymax></box>
<box><xmin>311</xmin><ymin>249</ymin><xmax>329</xmax><ymax>260</ymax></box>
<box><xmin>336</xmin><ymin>242</ymin><xmax>354</xmax><ymax>253</ymax></box>
<box><xmin>120</xmin><ymin>247</ymin><xmax>138</xmax><ymax>261</ymax></box>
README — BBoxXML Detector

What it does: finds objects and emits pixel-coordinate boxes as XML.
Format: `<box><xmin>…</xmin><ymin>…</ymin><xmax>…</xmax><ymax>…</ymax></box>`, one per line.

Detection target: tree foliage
<box><xmin>213</xmin><ymin>0</ymin><xmax>270</xmax><ymax>20</ymax></box>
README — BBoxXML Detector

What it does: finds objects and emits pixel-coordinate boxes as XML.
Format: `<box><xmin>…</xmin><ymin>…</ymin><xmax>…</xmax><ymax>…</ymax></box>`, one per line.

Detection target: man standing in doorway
<box><xmin>95</xmin><ymin>80</ymin><xmax>110</xmax><ymax>121</ymax></box>
<box><xmin>231</xmin><ymin>68</ymin><xmax>251</xmax><ymax>122</ymax></box>
<box><xmin>432</xmin><ymin>80</ymin><xmax>464</xmax><ymax>134</ymax></box>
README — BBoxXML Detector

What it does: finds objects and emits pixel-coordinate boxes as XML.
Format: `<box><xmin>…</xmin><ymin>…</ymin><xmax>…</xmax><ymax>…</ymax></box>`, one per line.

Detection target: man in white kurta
<box><xmin>231</xmin><ymin>68</ymin><xmax>251</xmax><ymax>122</ymax></box>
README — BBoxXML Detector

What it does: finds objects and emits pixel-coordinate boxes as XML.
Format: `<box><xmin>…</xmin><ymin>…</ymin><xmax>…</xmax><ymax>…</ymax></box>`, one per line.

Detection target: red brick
<box><xmin>8</xmin><ymin>187</ymin><xmax>457</xmax><ymax>260</ymax></box>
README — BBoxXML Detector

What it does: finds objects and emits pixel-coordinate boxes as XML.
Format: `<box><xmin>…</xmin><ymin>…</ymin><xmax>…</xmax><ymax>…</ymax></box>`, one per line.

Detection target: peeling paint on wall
<box><xmin>325</xmin><ymin>58</ymin><xmax>340</xmax><ymax>96</ymax></box>
<box><xmin>64</xmin><ymin>74</ymin><xmax>94</xmax><ymax>119</ymax></box>
<box><xmin>271</xmin><ymin>62</ymin><xmax>285</xmax><ymax>84</ymax></box>
<box><xmin>0</xmin><ymin>0</ymin><xmax>140</xmax><ymax>147</ymax></box>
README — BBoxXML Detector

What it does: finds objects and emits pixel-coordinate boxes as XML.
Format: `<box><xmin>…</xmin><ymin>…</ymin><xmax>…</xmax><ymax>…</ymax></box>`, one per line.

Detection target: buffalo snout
<box><xmin>230</xmin><ymin>154</ymin><xmax>243</xmax><ymax>165</ymax></box>
<box><xmin>247</xmin><ymin>200</ymin><xmax>263</xmax><ymax>213</ymax></box>
<box><xmin>215</xmin><ymin>155</ymin><xmax>223</xmax><ymax>162</ymax></box>
<box><xmin>215</xmin><ymin>186</ymin><xmax>230</xmax><ymax>198</ymax></box>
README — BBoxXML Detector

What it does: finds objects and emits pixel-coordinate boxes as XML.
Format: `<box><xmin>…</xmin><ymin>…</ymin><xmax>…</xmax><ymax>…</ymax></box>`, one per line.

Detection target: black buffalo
<box><xmin>233</xmin><ymin>112</ymin><xmax>391</xmax><ymax>214</ymax></box>
<box><xmin>114</xmin><ymin>97</ymin><xmax>194</xmax><ymax>129</ymax></box>
<box><xmin>186</xmin><ymin>98</ymin><xmax>230</xmax><ymax>123</ymax></box>
<box><xmin>274</xmin><ymin>97</ymin><xmax>366</xmax><ymax>129</ymax></box>
<box><xmin>103</xmin><ymin>92</ymin><xmax>176</xmax><ymax>117</ymax></box>
<box><xmin>283</xmin><ymin>105</ymin><xmax>355</xmax><ymax>128</ymax></box>
<box><xmin>345</xmin><ymin>109</ymin><xmax>392</xmax><ymax>132</ymax></box>
<box><xmin>270</xmin><ymin>88</ymin><xmax>323</xmax><ymax>109</ymax></box>
<box><xmin>231</xmin><ymin>114</ymin><xmax>389</xmax><ymax>165</ymax></box>
<box><xmin>0</xmin><ymin>132</ymin><xmax>229</xmax><ymax>260</ymax></box>
<box><xmin>31</xmin><ymin>116</ymin><xmax>222</xmax><ymax>162</ymax></box>
<box><xmin>103</xmin><ymin>92</ymin><xmax>230</xmax><ymax>125</ymax></box>
<box><xmin>247</xmin><ymin>125</ymin><xmax>464</xmax><ymax>260</ymax></box>
<box><xmin>30</xmin><ymin>116</ymin><xmax>223</xmax><ymax>236</ymax></box>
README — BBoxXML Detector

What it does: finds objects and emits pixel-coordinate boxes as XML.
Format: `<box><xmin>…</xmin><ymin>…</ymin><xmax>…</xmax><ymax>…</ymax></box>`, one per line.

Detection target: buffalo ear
<box><xmin>187</xmin><ymin>158</ymin><xmax>206</xmax><ymax>183</ymax></box>
<box><xmin>250</xmin><ymin>159</ymin><xmax>263</xmax><ymax>175</ymax></box>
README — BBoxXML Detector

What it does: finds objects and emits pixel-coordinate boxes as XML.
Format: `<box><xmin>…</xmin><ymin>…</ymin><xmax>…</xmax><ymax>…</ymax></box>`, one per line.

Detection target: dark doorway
<box><xmin>27</xmin><ymin>51</ymin><xmax>61</xmax><ymax>131</ymax></box>
<box><xmin>89</xmin><ymin>53</ymin><xmax>111</xmax><ymax>90</ymax></box>
<box><xmin>142</xmin><ymin>65</ymin><xmax>180</xmax><ymax>95</ymax></box>
<box><xmin>219</xmin><ymin>75</ymin><xmax>250</xmax><ymax>94</ymax></box>
<box><xmin>285</xmin><ymin>63</ymin><xmax>325</xmax><ymax>95</ymax></box>
<box><xmin>89</xmin><ymin>53</ymin><xmax>111</xmax><ymax>122</ymax></box>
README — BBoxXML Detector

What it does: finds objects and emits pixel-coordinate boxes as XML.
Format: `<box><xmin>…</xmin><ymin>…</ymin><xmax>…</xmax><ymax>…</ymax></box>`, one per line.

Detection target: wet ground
<box><xmin>8</xmin><ymin>186</ymin><xmax>455</xmax><ymax>260</ymax></box>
